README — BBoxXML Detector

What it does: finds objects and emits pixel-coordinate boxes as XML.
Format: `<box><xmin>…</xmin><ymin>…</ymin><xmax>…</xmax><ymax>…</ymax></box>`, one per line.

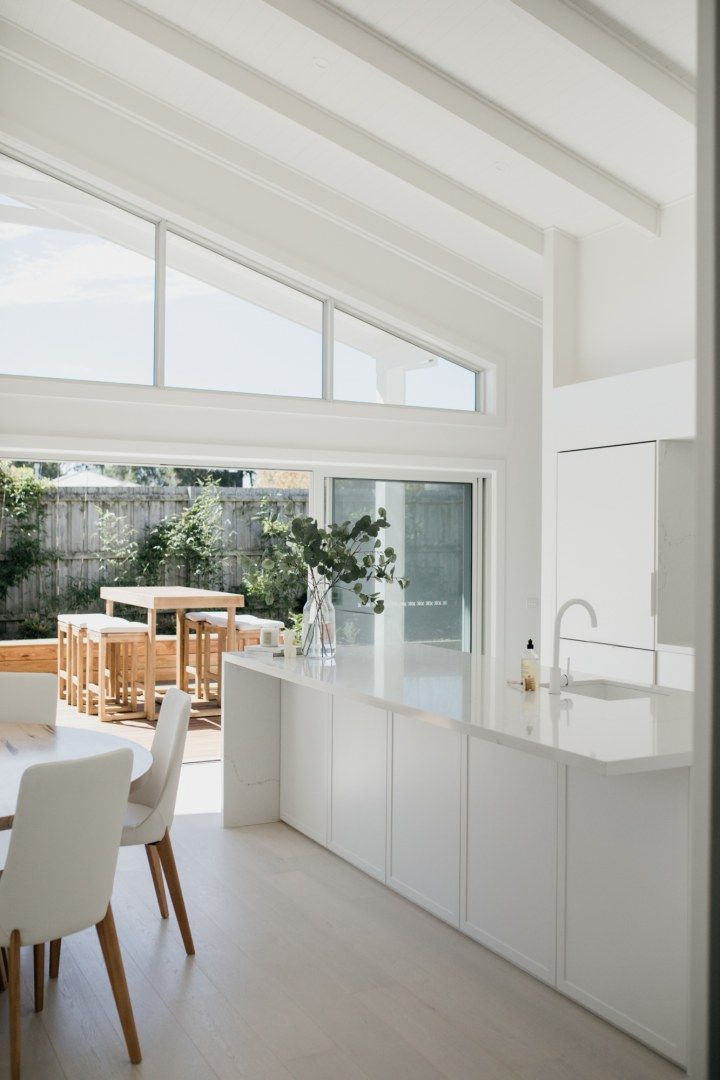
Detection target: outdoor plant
<box><xmin>135</xmin><ymin>486</ymin><xmax>226</xmax><ymax>589</ymax></box>
<box><xmin>286</xmin><ymin>508</ymin><xmax>409</xmax><ymax>657</ymax></box>
<box><xmin>0</xmin><ymin>462</ymin><xmax>50</xmax><ymax>603</ymax></box>
<box><xmin>166</xmin><ymin>485</ymin><xmax>226</xmax><ymax>588</ymax></box>
<box><xmin>242</xmin><ymin>496</ymin><xmax>307</xmax><ymax>623</ymax></box>
<box><xmin>98</xmin><ymin>509</ymin><xmax>139</xmax><ymax>585</ymax></box>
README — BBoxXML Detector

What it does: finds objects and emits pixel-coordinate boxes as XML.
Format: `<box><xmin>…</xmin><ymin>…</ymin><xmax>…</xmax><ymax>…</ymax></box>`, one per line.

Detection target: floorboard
<box><xmin>0</xmin><ymin>813</ymin><xmax>684</xmax><ymax>1079</ymax></box>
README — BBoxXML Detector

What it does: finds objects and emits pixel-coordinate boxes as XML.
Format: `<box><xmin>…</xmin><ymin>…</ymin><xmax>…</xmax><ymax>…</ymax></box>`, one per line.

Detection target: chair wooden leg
<box><xmin>0</xmin><ymin>946</ymin><xmax>7</xmax><ymax>992</ymax></box>
<box><xmin>156</xmin><ymin>831</ymin><xmax>195</xmax><ymax>955</ymax></box>
<box><xmin>49</xmin><ymin>939</ymin><xmax>61</xmax><ymax>979</ymax></box>
<box><xmin>9</xmin><ymin>931</ymin><xmax>21</xmax><ymax>1080</ymax></box>
<box><xmin>95</xmin><ymin>905</ymin><xmax>141</xmax><ymax>1065</ymax></box>
<box><xmin>145</xmin><ymin>844</ymin><xmax>169</xmax><ymax>919</ymax></box>
<box><xmin>33</xmin><ymin>943</ymin><xmax>45</xmax><ymax>1012</ymax></box>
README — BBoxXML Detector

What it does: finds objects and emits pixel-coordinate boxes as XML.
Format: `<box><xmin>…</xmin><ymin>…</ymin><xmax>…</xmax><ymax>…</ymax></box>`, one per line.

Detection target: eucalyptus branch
<box><xmin>288</xmin><ymin>509</ymin><xmax>410</xmax><ymax>640</ymax></box>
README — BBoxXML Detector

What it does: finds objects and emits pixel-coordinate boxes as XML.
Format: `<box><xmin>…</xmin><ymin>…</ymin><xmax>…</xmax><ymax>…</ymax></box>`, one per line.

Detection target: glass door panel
<box><xmin>330</xmin><ymin>478</ymin><xmax>473</xmax><ymax>651</ymax></box>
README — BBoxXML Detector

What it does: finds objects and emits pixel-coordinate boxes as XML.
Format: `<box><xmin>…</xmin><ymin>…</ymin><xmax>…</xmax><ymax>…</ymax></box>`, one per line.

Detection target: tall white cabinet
<box><xmin>556</xmin><ymin>440</ymin><xmax>694</xmax><ymax>687</ymax></box>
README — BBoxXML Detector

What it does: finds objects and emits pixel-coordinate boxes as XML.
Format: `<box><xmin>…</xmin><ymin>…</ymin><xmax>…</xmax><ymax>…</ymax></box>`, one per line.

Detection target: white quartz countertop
<box><xmin>224</xmin><ymin>644</ymin><xmax>693</xmax><ymax>775</ymax></box>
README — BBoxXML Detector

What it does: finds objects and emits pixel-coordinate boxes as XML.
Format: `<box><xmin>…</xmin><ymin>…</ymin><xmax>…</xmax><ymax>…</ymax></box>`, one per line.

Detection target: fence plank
<box><xmin>0</xmin><ymin>487</ymin><xmax>307</xmax><ymax>638</ymax></box>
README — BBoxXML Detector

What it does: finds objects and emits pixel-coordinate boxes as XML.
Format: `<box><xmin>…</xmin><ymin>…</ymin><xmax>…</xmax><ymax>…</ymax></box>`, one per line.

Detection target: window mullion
<box><xmin>154</xmin><ymin>221</ymin><xmax>167</xmax><ymax>388</ymax></box>
<box><xmin>322</xmin><ymin>298</ymin><xmax>334</xmax><ymax>401</ymax></box>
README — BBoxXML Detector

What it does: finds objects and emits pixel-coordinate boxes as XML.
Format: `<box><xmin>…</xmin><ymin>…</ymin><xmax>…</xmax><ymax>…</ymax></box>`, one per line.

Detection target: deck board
<box><xmin>56</xmin><ymin>699</ymin><xmax>221</xmax><ymax>763</ymax></box>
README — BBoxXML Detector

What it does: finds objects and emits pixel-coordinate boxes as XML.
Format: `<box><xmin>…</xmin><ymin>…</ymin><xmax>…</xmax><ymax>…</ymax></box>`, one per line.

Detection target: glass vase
<box><xmin>301</xmin><ymin>592</ymin><xmax>336</xmax><ymax>660</ymax></box>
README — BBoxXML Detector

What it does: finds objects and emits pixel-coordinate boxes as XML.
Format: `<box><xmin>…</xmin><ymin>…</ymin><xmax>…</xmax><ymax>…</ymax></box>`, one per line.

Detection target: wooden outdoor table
<box><xmin>100</xmin><ymin>587</ymin><xmax>244</xmax><ymax>720</ymax></box>
<box><xmin>0</xmin><ymin>724</ymin><xmax>153</xmax><ymax>830</ymax></box>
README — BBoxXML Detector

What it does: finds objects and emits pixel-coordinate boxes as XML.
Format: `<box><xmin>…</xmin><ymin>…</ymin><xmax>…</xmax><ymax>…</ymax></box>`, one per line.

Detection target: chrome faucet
<box><xmin>549</xmin><ymin>598</ymin><xmax>598</xmax><ymax>694</ymax></box>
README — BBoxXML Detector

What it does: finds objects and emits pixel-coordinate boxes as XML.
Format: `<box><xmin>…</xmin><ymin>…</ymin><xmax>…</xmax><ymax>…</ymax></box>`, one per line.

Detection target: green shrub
<box><xmin>0</xmin><ymin>462</ymin><xmax>50</xmax><ymax>603</ymax></box>
<box><xmin>242</xmin><ymin>496</ymin><xmax>307</xmax><ymax>623</ymax></box>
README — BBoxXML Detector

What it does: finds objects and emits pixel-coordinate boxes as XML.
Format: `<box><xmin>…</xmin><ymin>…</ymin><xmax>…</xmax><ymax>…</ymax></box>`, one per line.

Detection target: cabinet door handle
<box><xmin>650</xmin><ymin>570</ymin><xmax>657</xmax><ymax>617</ymax></box>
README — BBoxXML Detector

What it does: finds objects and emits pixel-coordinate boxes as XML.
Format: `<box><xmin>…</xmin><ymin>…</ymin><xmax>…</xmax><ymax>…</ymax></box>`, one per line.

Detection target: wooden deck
<box><xmin>56</xmin><ymin>698</ymin><xmax>222</xmax><ymax>763</ymax></box>
<box><xmin>4</xmin><ymin>635</ymin><xmax>223</xmax><ymax>762</ymax></box>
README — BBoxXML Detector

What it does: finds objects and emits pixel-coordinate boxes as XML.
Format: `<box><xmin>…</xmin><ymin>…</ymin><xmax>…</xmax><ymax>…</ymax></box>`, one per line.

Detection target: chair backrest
<box><xmin>129</xmin><ymin>687</ymin><xmax>190</xmax><ymax>834</ymax></box>
<box><xmin>0</xmin><ymin>673</ymin><xmax>57</xmax><ymax>726</ymax></box>
<box><xmin>0</xmin><ymin>749</ymin><xmax>132</xmax><ymax>945</ymax></box>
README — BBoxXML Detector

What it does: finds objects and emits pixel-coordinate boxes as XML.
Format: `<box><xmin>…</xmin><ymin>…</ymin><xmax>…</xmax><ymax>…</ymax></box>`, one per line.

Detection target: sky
<box><xmin>0</xmin><ymin>192</ymin><xmax>475</xmax><ymax>409</ymax></box>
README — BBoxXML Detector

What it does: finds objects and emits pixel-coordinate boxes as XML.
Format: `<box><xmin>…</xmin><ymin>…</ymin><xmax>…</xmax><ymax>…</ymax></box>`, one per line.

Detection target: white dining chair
<box><xmin>0</xmin><ymin>749</ymin><xmax>140</xmax><ymax>1078</ymax></box>
<box><xmin>122</xmin><ymin>687</ymin><xmax>195</xmax><ymax>955</ymax></box>
<box><xmin>0</xmin><ymin>673</ymin><xmax>57</xmax><ymax>727</ymax></box>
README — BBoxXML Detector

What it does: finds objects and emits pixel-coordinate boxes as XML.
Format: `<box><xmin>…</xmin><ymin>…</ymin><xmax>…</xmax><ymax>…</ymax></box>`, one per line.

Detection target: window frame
<box><xmin>0</xmin><ymin>147</ymin><xmax>492</xmax><ymax>416</ymax></box>
<box><xmin>328</xmin><ymin>473</ymin><xmax>476</xmax><ymax>652</ymax></box>
<box><xmin>329</xmin><ymin>301</ymin><xmax>484</xmax><ymax>414</ymax></box>
<box><xmin>315</xmin><ymin>465</ymin><xmax>492</xmax><ymax>657</ymax></box>
<box><xmin>161</xmin><ymin>225</ymin><xmax>327</xmax><ymax>402</ymax></box>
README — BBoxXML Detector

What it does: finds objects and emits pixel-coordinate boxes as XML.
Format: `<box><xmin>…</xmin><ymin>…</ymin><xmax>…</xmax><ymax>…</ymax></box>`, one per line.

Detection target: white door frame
<box><xmin>310</xmin><ymin>462</ymin><xmax>505</xmax><ymax>657</ymax></box>
<box><xmin>691</xmin><ymin>1</ymin><xmax>717</xmax><ymax>1075</ymax></box>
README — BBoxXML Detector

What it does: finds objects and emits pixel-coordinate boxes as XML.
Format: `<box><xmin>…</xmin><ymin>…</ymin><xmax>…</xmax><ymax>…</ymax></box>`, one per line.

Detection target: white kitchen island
<box><xmin>222</xmin><ymin>644</ymin><xmax>693</xmax><ymax>1065</ymax></box>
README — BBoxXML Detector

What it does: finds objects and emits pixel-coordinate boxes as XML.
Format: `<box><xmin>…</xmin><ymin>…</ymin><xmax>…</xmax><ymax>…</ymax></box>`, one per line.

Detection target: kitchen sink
<box><xmin>566</xmin><ymin>680</ymin><xmax>665</xmax><ymax>701</ymax></box>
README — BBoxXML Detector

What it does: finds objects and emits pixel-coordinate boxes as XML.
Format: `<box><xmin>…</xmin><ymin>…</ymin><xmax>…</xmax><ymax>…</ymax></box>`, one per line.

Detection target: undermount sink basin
<box><xmin>566</xmin><ymin>680</ymin><xmax>662</xmax><ymax>701</ymax></box>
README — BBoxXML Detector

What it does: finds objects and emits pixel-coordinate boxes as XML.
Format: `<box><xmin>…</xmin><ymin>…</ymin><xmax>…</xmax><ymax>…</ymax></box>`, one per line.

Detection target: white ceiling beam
<box><xmin>0</xmin><ymin>23</ymin><xmax>542</xmax><ymax>322</ymax></box>
<box><xmin>258</xmin><ymin>0</ymin><xmax>660</xmax><ymax>234</ymax></box>
<box><xmin>68</xmin><ymin>0</ymin><xmax>542</xmax><ymax>254</ymax></box>
<box><xmin>505</xmin><ymin>0</ymin><xmax>695</xmax><ymax>123</ymax></box>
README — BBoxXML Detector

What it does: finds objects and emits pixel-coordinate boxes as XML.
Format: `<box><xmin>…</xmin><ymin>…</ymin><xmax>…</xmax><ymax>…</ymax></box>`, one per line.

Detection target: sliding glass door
<box><xmin>330</xmin><ymin>478</ymin><xmax>474</xmax><ymax>651</ymax></box>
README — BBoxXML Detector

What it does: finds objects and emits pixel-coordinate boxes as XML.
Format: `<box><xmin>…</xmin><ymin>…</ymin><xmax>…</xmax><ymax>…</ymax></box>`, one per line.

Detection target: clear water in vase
<box><xmin>301</xmin><ymin>593</ymin><xmax>336</xmax><ymax>660</ymax></box>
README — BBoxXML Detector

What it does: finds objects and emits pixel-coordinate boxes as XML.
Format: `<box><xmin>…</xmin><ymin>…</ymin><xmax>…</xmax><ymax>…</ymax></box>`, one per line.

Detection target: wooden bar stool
<box><xmin>84</xmin><ymin>620</ymin><xmax>150</xmax><ymax>722</ymax></box>
<box><xmin>183</xmin><ymin>612</ymin><xmax>210</xmax><ymax>701</ymax></box>
<box><xmin>183</xmin><ymin>613</ymin><xmax>284</xmax><ymax>703</ymax></box>
<box><xmin>56</xmin><ymin>616</ymin><xmax>72</xmax><ymax>702</ymax></box>
<box><xmin>58</xmin><ymin>614</ymin><xmax>116</xmax><ymax>709</ymax></box>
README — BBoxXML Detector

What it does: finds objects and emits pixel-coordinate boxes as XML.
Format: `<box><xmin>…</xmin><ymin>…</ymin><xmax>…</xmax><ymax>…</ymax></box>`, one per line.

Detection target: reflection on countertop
<box><xmin>224</xmin><ymin>643</ymin><xmax>692</xmax><ymax>775</ymax></box>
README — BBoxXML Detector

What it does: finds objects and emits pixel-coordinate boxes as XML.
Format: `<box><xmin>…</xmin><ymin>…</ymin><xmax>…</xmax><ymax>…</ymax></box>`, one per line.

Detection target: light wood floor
<box><xmin>56</xmin><ymin>699</ymin><xmax>222</xmax><ymax>763</ymax></box>
<box><xmin>0</xmin><ymin>815</ymin><xmax>684</xmax><ymax>1080</ymax></box>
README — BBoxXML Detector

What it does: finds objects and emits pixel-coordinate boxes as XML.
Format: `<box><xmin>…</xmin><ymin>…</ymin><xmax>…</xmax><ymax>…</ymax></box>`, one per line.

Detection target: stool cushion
<box><xmin>88</xmin><ymin>619</ymin><xmax>149</xmax><ymax>634</ymax></box>
<box><xmin>58</xmin><ymin>613</ymin><xmax>100</xmax><ymax>627</ymax></box>
<box><xmin>205</xmin><ymin>613</ymin><xmax>285</xmax><ymax>629</ymax></box>
<box><xmin>185</xmin><ymin>611</ymin><xmax>213</xmax><ymax>623</ymax></box>
<box><xmin>60</xmin><ymin>614</ymin><xmax>134</xmax><ymax>629</ymax></box>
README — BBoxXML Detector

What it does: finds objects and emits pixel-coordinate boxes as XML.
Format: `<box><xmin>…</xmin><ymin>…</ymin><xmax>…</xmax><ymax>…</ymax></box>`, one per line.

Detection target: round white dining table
<box><xmin>0</xmin><ymin>724</ymin><xmax>153</xmax><ymax>830</ymax></box>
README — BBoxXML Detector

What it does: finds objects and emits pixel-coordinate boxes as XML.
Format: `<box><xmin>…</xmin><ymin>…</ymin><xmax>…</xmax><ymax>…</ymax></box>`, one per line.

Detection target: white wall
<box><xmin>541</xmin><ymin>213</ymin><xmax>696</xmax><ymax>663</ymax></box>
<box><xmin>0</xmin><ymin>58</ymin><xmax>542</xmax><ymax>662</ymax></box>
<box><xmin>575</xmin><ymin>199</ymin><xmax>696</xmax><ymax>382</ymax></box>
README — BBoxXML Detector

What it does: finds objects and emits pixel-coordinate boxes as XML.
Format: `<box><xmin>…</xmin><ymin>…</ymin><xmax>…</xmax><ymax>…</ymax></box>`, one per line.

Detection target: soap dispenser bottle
<box><xmin>521</xmin><ymin>639</ymin><xmax>540</xmax><ymax>692</ymax></box>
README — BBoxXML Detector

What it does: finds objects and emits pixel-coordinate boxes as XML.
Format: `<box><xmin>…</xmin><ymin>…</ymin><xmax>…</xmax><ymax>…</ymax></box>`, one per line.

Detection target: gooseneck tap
<box><xmin>549</xmin><ymin>598</ymin><xmax>598</xmax><ymax>694</ymax></box>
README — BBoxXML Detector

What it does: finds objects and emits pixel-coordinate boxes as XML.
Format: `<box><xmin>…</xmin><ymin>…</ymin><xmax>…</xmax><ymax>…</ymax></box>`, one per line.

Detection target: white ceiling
<box><xmin>0</xmin><ymin>0</ymin><xmax>697</xmax><ymax>301</ymax></box>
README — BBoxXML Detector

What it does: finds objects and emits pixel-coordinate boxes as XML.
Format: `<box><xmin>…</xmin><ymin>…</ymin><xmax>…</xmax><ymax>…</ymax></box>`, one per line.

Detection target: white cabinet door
<box><xmin>561</xmin><ymin>766</ymin><xmax>689</xmax><ymax>1065</ymax></box>
<box><xmin>330</xmin><ymin>699</ymin><xmax>388</xmax><ymax>881</ymax></box>
<box><xmin>465</xmin><ymin>740</ymin><xmax>557</xmax><ymax>983</ymax></box>
<box><xmin>280</xmin><ymin>683</ymin><xmax>330</xmax><ymax>845</ymax></box>
<box><xmin>390</xmin><ymin>713</ymin><xmax>462</xmax><ymax>925</ymax></box>
<box><xmin>557</xmin><ymin>443</ymin><xmax>656</xmax><ymax>650</ymax></box>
